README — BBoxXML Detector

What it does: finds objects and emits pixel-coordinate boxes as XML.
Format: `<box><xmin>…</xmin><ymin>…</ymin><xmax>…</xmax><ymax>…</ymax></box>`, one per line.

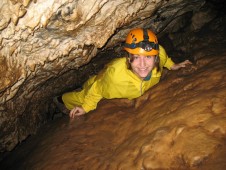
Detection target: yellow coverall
<box><xmin>62</xmin><ymin>45</ymin><xmax>175</xmax><ymax>113</ymax></box>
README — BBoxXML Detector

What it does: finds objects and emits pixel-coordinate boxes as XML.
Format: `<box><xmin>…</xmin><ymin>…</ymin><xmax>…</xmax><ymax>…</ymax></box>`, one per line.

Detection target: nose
<box><xmin>139</xmin><ymin>56</ymin><xmax>146</xmax><ymax>67</ymax></box>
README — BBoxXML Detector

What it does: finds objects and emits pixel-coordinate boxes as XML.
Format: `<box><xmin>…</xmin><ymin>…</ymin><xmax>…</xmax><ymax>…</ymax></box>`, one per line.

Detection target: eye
<box><xmin>146</xmin><ymin>56</ymin><xmax>152</xmax><ymax>59</ymax></box>
<box><xmin>132</xmin><ymin>55</ymin><xmax>139</xmax><ymax>59</ymax></box>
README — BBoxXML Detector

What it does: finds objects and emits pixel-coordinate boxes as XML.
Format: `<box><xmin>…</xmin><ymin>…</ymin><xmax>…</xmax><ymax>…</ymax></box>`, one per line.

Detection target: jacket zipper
<box><xmin>140</xmin><ymin>80</ymin><xmax>143</xmax><ymax>96</ymax></box>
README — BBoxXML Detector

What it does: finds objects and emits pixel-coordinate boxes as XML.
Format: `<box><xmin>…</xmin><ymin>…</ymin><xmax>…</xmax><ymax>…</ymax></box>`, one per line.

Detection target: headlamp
<box><xmin>124</xmin><ymin>41</ymin><xmax>159</xmax><ymax>52</ymax></box>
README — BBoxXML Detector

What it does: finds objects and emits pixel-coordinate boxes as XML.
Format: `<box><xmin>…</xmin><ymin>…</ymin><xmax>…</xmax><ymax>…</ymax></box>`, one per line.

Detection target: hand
<box><xmin>69</xmin><ymin>106</ymin><xmax>86</xmax><ymax>119</ymax></box>
<box><xmin>170</xmin><ymin>60</ymin><xmax>192</xmax><ymax>70</ymax></box>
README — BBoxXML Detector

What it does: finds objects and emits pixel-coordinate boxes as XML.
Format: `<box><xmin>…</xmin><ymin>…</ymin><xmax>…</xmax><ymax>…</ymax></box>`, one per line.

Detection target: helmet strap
<box><xmin>143</xmin><ymin>28</ymin><xmax>149</xmax><ymax>42</ymax></box>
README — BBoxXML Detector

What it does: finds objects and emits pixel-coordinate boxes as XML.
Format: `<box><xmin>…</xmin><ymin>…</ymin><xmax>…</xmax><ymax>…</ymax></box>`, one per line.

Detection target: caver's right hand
<box><xmin>69</xmin><ymin>106</ymin><xmax>86</xmax><ymax>119</ymax></box>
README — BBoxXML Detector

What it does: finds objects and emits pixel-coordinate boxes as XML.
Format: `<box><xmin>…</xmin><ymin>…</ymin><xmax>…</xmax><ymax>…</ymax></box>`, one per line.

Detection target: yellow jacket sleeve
<box><xmin>159</xmin><ymin>45</ymin><xmax>175</xmax><ymax>70</ymax></box>
<box><xmin>81</xmin><ymin>78</ymin><xmax>103</xmax><ymax>113</ymax></box>
<box><xmin>81</xmin><ymin>66</ymin><xmax>114</xmax><ymax>113</ymax></box>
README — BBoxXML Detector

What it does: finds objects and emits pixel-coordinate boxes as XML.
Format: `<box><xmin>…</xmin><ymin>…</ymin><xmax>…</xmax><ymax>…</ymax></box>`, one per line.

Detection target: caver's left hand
<box><xmin>170</xmin><ymin>60</ymin><xmax>192</xmax><ymax>70</ymax></box>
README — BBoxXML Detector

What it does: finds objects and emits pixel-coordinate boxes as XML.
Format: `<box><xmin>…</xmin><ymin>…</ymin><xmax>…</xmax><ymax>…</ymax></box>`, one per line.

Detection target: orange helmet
<box><xmin>124</xmin><ymin>28</ymin><xmax>159</xmax><ymax>56</ymax></box>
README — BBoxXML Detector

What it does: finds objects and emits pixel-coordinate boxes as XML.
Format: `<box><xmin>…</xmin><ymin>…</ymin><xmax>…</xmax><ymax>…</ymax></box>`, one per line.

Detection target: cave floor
<box><xmin>1</xmin><ymin>110</ymin><xmax>226</xmax><ymax>170</ymax></box>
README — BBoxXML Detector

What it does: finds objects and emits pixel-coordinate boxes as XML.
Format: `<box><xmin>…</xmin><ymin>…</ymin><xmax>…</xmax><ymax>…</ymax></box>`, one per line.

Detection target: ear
<box><xmin>127</xmin><ymin>57</ymin><xmax>131</xmax><ymax>63</ymax></box>
<box><xmin>155</xmin><ymin>55</ymin><xmax>159</xmax><ymax>63</ymax></box>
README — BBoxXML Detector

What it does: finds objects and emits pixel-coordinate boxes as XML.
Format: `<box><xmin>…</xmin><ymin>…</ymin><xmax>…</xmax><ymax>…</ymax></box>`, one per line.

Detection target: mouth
<box><xmin>138</xmin><ymin>68</ymin><xmax>148</xmax><ymax>71</ymax></box>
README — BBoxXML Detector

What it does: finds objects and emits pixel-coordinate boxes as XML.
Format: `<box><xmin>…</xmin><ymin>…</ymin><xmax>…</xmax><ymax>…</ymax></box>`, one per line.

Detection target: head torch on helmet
<box><xmin>124</xmin><ymin>28</ymin><xmax>159</xmax><ymax>56</ymax></box>
<box><xmin>124</xmin><ymin>41</ymin><xmax>159</xmax><ymax>51</ymax></box>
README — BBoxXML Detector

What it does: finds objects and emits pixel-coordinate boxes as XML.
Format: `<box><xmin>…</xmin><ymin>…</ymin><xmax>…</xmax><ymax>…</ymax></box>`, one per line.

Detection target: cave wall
<box><xmin>0</xmin><ymin>0</ymin><xmax>221</xmax><ymax>156</ymax></box>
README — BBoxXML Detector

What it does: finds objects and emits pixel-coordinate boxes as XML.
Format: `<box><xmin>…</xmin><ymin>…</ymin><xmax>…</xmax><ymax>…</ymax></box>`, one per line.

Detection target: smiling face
<box><xmin>129</xmin><ymin>54</ymin><xmax>156</xmax><ymax>79</ymax></box>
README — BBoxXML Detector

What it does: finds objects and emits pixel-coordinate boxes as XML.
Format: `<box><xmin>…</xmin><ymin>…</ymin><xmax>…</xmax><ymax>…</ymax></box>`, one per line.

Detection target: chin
<box><xmin>138</xmin><ymin>74</ymin><xmax>148</xmax><ymax>78</ymax></box>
